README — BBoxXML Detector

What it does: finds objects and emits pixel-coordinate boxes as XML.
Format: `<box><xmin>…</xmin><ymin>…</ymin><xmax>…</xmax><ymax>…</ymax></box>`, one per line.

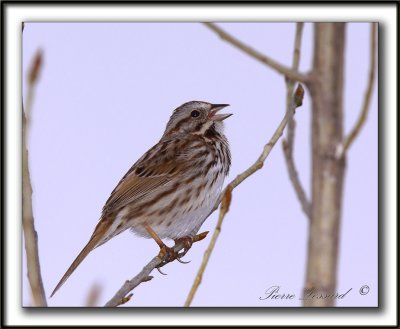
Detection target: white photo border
<box><xmin>3</xmin><ymin>2</ymin><xmax>397</xmax><ymax>327</ymax></box>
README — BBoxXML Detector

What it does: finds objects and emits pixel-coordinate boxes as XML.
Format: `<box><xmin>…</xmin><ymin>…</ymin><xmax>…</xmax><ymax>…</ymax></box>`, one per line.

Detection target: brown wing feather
<box><xmin>102</xmin><ymin>162</ymin><xmax>179</xmax><ymax>215</ymax></box>
<box><xmin>102</xmin><ymin>137</ymin><xmax>193</xmax><ymax>215</ymax></box>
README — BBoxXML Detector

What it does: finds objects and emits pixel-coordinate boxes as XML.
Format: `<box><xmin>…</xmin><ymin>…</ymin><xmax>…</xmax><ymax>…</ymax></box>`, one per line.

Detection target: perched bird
<box><xmin>50</xmin><ymin>101</ymin><xmax>232</xmax><ymax>297</ymax></box>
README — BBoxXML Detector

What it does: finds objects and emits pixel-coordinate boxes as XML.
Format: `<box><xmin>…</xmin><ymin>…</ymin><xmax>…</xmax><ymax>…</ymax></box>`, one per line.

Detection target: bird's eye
<box><xmin>191</xmin><ymin>110</ymin><xmax>200</xmax><ymax>118</ymax></box>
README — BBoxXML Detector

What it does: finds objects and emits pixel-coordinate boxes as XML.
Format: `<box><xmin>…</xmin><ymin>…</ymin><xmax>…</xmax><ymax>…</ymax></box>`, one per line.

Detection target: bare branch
<box><xmin>339</xmin><ymin>22</ymin><xmax>377</xmax><ymax>157</ymax></box>
<box><xmin>283</xmin><ymin>140</ymin><xmax>311</xmax><ymax>218</ymax></box>
<box><xmin>185</xmin><ymin>85</ymin><xmax>305</xmax><ymax>306</ymax></box>
<box><xmin>104</xmin><ymin>232</ymin><xmax>208</xmax><ymax>307</ymax></box>
<box><xmin>290</xmin><ymin>23</ymin><xmax>304</xmax><ymax>78</ymax></box>
<box><xmin>23</xmin><ymin>49</ymin><xmax>47</xmax><ymax>306</ymax></box>
<box><xmin>282</xmin><ymin>23</ymin><xmax>311</xmax><ymax>219</ymax></box>
<box><xmin>104</xmin><ymin>257</ymin><xmax>157</xmax><ymax>307</ymax></box>
<box><xmin>204</xmin><ymin>22</ymin><xmax>309</xmax><ymax>83</ymax></box>
<box><xmin>184</xmin><ymin>187</ymin><xmax>232</xmax><ymax>307</ymax></box>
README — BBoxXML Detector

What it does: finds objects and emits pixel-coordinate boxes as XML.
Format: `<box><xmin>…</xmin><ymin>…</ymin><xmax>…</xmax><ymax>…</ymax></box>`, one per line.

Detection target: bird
<box><xmin>50</xmin><ymin>101</ymin><xmax>232</xmax><ymax>297</ymax></box>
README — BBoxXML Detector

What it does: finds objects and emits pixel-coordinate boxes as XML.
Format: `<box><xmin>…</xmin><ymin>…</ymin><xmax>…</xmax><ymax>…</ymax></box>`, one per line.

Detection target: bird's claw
<box><xmin>176</xmin><ymin>257</ymin><xmax>191</xmax><ymax>264</ymax></box>
<box><xmin>155</xmin><ymin>236</ymin><xmax>194</xmax><ymax>271</ymax></box>
<box><xmin>155</xmin><ymin>233</ymin><xmax>208</xmax><ymax>273</ymax></box>
<box><xmin>174</xmin><ymin>236</ymin><xmax>194</xmax><ymax>259</ymax></box>
<box><xmin>156</xmin><ymin>267</ymin><xmax>168</xmax><ymax>275</ymax></box>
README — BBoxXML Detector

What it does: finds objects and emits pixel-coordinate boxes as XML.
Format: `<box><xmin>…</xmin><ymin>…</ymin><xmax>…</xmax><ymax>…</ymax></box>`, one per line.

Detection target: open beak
<box><xmin>208</xmin><ymin>104</ymin><xmax>232</xmax><ymax>121</ymax></box>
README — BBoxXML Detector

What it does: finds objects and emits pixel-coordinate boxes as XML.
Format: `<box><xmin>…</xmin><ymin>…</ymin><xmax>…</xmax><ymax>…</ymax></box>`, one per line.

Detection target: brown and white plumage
<box><xmin>51</xmin><ymin>101</ymin><xmax>232</xmax><ymax>297</ymax></box>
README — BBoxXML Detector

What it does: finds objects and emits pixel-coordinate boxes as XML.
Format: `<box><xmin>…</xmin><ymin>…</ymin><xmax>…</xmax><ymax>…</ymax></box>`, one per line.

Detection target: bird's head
<box><xmin>163</xmin><ymin>101</ymin><xmax>232</xmax><ymax>137</ymax></box>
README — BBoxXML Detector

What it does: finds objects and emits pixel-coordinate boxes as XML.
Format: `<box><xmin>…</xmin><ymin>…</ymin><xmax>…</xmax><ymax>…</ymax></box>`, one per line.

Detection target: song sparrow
<box><xmin>51</xmin><ymin>101</ymin><xmax>232</xmax><ymax>297</ymax></box>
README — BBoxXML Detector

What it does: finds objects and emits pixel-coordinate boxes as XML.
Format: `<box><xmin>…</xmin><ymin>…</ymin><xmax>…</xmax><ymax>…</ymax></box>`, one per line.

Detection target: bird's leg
<box><xmin>143</xmin><ymin>224</ymin><xmax>182</xmax><ymax>272</ymax></box>
<box><xmin>143</xmin><ymin>224</ymin><xmax>166</xmax><ymax>250</ymax></box>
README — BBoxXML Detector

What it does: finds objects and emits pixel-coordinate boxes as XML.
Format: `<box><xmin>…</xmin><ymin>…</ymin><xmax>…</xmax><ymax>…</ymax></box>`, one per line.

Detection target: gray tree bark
<box><xmin>303</xmin><ymin>23</ymin><xmax>347</xmax><ymax>307</ymax></box>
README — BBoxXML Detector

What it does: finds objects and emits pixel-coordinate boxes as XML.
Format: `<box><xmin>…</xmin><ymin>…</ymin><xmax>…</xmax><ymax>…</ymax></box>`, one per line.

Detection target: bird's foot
<box><xmin>144</xmin><ymin>225</ymin><xmax>209</xmax><ymax>274</ymax></box>
<box><xmin>174</xmin><ymin>231</ymin><xmax>209</xmax><ymax>259</ymax></box>
<box><xmin>174</xmin><ymin>236</ymin><xmax>194</xmax><ymax>259</ymax></box>
<box><xmin>155</xmin><ymin>245</ymin><xmax>178</xmax><ymax>274</ymax></box>
<box><xmin>143</xmin><ymin>224</ymin><xmax>191</xmax><ymax>274</ymax></box>
<box><xmin>156</xmin><ymin>232</ymin><xmax>209</xmax><ymax>271</ymax></box>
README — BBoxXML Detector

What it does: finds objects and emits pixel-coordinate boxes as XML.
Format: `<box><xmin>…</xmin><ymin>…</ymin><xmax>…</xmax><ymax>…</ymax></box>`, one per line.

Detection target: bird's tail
<box><xmin>50</xmin><ymin>218</ymin><xmax>112</xmax><ymax>298</ymax></box>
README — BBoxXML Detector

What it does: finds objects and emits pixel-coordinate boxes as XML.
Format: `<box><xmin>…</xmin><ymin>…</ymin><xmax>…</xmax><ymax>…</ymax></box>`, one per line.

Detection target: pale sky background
<box><xmin>22</xmin><ymin>22</ymin><xmax>377</xmax><ymax>307</ymax></box>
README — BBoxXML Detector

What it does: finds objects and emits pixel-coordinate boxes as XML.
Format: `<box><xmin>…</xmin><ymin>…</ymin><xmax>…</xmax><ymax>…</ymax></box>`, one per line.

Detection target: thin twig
<box><xmin>204</xmin><ymin>23</ymin><xmax>309</xmax><ymax>83</ymax></box>
<box><xmin>283</xmin><ymin>139</ymin><xmax>311</xmax><ymax>218</ymax></box>
<box><xmin>185</xmin><ymin>85</ymin><xmax>305</xmax><ymax>306</ymax></box>
<box><xmin>104</xmin><ymin>232</ymin><xmax>208</xmax><ymax>307</ymax></box>
<box><xmin>184</xmin><ymin>187</ymin><xmax>232</xmax><ymax>307</ymax></box>
<box><xmin>23</xmin><ymin>49</ymin><xmax>47</xmax><ymax>306</ymax></box>
<box><xmin>282</xmin><ymin>23</ymin><xmax>311</xmax><ymax>219</ymax></box>
<box><xmin>339</xmin><ymin>22</ymin><xmax>377</xmax><ymax>157</ymax></box>
<box><xmin>104</xmin><ymin>257</ymin><xmax>157</xmax><ymax>307</ymax></box>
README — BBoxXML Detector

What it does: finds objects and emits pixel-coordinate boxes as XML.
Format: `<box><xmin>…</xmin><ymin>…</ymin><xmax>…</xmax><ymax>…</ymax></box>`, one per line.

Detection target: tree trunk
<box><xmin>303</xmin><ymin>23</ymin><xmax>347</xmax><ymax>307</ymax></box>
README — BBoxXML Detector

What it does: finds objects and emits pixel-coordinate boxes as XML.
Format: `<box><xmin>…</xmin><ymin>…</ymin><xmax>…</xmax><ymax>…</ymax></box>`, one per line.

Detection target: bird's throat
<box><xmin>192</xmin><ymin>121</ymin><xmax>219</xmax><ymax>138</ymax></box>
